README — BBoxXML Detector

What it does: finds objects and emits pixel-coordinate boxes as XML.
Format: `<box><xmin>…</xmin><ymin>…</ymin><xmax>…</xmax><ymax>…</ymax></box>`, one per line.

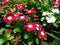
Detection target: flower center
<box><xmin>20</xmin><ymin>16</ymin><xmax>24</xmax><ymax>19</ymax></box>
<box><xmin>28</xmin><ymin>10</ymin><xmax>31</xmax><ymax>13</ymax></box>
<box><xmin>36</xmin><ymin>24</ymin><xmax>39</xmax><ymax>27</ymax></box>
<box><xmin>28</xmin><ymin>25</ymin><xmax>33</xmax><ymax>28</ymax></box>
<box><xmin>41</xmin><ymin>31</ymin><xmax>45</xmax><ymax>35</ymax></box>
<box><xmin>20</xmin><ymin>6</ymin><xmax>22</xmax><ymax>8</ymax></box>
<box><xmin>6</xmin><ymin>0</ymin><xmax>9</xmax><ymax>1</ymax></box>
<box><xmin>7</xmin><ymin>16</ymin><xmax>12</xmax><ymax>20</ymax></box>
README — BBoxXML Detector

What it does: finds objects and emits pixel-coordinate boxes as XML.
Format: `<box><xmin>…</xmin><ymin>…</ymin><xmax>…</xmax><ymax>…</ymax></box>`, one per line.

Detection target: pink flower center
<box><xmin>14</xmin><ymin>14</ymin><xmax>17</xmax><ymax>16</ymax></box>
<box><xmin>6</xmin><ymin>0</ymin><xmax>9</xmax><ymax>2</ymax></box>
<box><xmin>20</xmin><ymin>6</ymin><xmax>22</xmax><ymax>8</ymax></box>
<box><xmin>7</xmin><ymin>16</ymin><xmax>12</xmax><ymax>20</ymax></box>
<box><xmin>28</xmin><ymin>10</ymin><xmax>31</xmax><ymax>13</ymax></box>
<box><xmin>20</xmin><ymin>16</ymin><xmax>24</xmax><ymax>19</ymax></box>
<box><xmin>36</xmin><ymin>24</ymin><xmax>39</xmax><ymax>27</ymax></box>
<box><xmin>36</xmin><ymin>27</ymin><xmax>39</xmax><ymax>30</ymax></box>
<box><xmin>28</xmin><ymin>25</ymin><xmax>33</xmax><ymax>28</ymax></box>
<box><xmin>41</xmin><ymin>31</ymin><xmax>45</xmax><ymax>36</ymax></box>
<box><xmin>55</xmin><ymin>2</ymin><xmax>58</xmax><ymax>4</ymax></box>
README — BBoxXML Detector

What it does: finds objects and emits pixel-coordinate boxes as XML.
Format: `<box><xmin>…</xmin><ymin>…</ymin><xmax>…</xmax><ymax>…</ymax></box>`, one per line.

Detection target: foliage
<box><xmin>0</xmin><ymin>0</ymin><xmax>60</xmax><ymax>45</ymax></box>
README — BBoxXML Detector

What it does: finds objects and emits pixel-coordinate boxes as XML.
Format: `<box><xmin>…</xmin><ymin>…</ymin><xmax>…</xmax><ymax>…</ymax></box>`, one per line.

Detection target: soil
<box><xmin>41</xmin><ymin>41</ymin><xmax>49</xmax><ymax>45</ymax></box>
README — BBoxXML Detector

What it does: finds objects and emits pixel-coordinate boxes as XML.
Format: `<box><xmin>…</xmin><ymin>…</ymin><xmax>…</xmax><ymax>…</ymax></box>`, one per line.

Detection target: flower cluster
<box><xmin>0</xmin><ymin>0</ymin><xmax>60</xmax><ymax>45</ymax></box>
<box><xmin>0</xmin><ymin>0</ymin><xmax>11</xmax><ymax>4</ymax></box>
<box><xmin>25</xmin><ymin>22</ymin><xmax>47</xmax><ymax>39</ymax></box>
<box><xmin>3</xmin><ymin>3</ymin><xmax>47</xmax><ymax>39</ymax></box>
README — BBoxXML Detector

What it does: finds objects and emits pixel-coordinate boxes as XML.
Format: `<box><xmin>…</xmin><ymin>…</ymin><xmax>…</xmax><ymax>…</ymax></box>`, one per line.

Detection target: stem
<box><xmin>51</xmin><ymin>30</ymin><xmax>60</xmax><ymax>33</ymax></box>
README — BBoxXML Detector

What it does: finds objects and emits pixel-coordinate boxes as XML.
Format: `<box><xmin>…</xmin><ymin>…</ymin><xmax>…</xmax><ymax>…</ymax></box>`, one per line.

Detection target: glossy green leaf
<box><xmin>0</xmin><ymin>38</ymin><xmax>6</xmax><ymax>45</ymax></box>
<box><xmin>23</xmin><ymin>33</ymin><xmax>29</xmax><ymax>39</ymax></box>
<box><xmin>28</xmin><ymin>40</ymin><xmax>33</xmax><ymax>45</ymax></box>
<box><xmin>36</xmin><ymin>37</ymin><xmax>39</xmax><ymax>44</ymax></box>
<box><xmin>4</xmin><ymin>33</ymin><xmax>14</xmax><ymax>40</ymax></box>
<box><xmin>13</xmin><ymin>27</ymin><xmax>21</xmax><ymax>33</ymax></box>
<box><xmin>0</xmin><ymin>28</ymin><xmax>5</xmax><ymax>35</ymax></box>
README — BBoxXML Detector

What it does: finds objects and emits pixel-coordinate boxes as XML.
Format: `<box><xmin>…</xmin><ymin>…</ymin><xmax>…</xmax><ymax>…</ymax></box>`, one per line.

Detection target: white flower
<box><xmin>41</xmin><ymin>17</ymin><xmax>45</xmax><ymax>21</ymax></box>
<box><xmin>46</xmin><ymin>16</ymin><xmax>56</xmax><ymax>23</ymax></box>
<box><xmin>42</xmin><ymin>12</ymin><xmax>47</xmax><ymax>16</ymax></box>
<box><xmin>52</xmin><ymin>8</ymin><xmax>59</xmax><ymax>14</ymax></box>
<box><xmin>42</xmin><ymin>12</ymin><xmax>54</xmax><ymax>16</ymax></box>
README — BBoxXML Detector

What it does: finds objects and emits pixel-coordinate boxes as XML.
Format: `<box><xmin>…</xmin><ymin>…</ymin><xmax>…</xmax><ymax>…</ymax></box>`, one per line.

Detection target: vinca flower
<box><xmin>3</xmin><ymin>12</ymin><xmax>16</xmax><ymax>24</ymax></box>
<box><xmin>25</xmin><ymin>8</ymin><xmax>36</xmax><ymax>14</ymax></box>
<box><xmin>14</xmin><ymin>3</ymin><xmax>25</xmax><ymax>11</ymax></box>
<box><xmin>4</xmin><ymin>0</ymin><xmax>11</xmax><ymax>3</ymax></box>
<box><xmin>38</xmin><ymin>29</ymin><xmax>47</xmax><ymax>39</ymax></box>
<box><xmin>18</xmin><ymin>15</ymin><xmax>28</xmax><ymax>21</ymax></box>
<box><xmin>46</xmin><ymin>16</ymin><xmax>56</xmax><ymax>23</ymax></box>
<box><xmin>25</xmin><ymin>22</ymin><xmax>36</xmax><ymax>32</ymax></box>
<box><xmin>53</xmin><ymin>1</ymin><xmax>60</xmax><ymax>7</ymax></box>
<box><xmin>35</xmin><ymin>22</ymin><xmax>42</xmax><ymax>31</ymax></box>
<box><xmin>52</xmin><ymin>8</ymin><xmax>59</xmax><ymax>14</ymax></box>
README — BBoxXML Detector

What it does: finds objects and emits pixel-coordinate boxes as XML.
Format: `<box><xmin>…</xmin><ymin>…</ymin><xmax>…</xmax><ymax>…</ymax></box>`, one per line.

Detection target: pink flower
<box><xmin>38</xmin><ymin>29</ymin><xmax>47</xmax><ymax>39</ymax></box>
<box><xmin>3</xmin><ymin>12</ymin><xmax>16</xmax><ymax>24</ymax></box>
<box><xmin>13</xmin><ymin>12</ymin><xmax>20</xmax><ymax>18</ymax></box>
<box><xmin>25</xmin><ymin>8</ymin><xmax>36</xmax><ymax>14</ymax></box>
<box><xmin>35</xmin><ymin>23</ymin><xmax>42</xmax><ymax>31</ymax></box>
<box><xmin>25</xmin><ymin>22</ymin><xmax>36</xmax><ymax>32</ymax></box>
<box><xmin>0</xmin><ymin>2</ymin><xmax>5</xmax><ymax>4</ymax></box>
<box><xmin>18</xmin><ymin>15</ymin><xmax>28</xmax><ymax>21</ymax></box>
<box><xmin>14</xmin><ymin>3</ymin><xmax>25</xmax><ymax>11</ymax></box>
<box><xmin>53</xmin><ymin>1</ymin><xmax>60</xmax><ymax>6</ymax></box>
<box><xmin>4</xmin><ymin>0</ymin><xmax>11</xmax><ymax>3</ymax></box>
<box><xmin>34</xmin><ymin>15</ymin><xmax>39</xmax><ymax>18</ymax></box>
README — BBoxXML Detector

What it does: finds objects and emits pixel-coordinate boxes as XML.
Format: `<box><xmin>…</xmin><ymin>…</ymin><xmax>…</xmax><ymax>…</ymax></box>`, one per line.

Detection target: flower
<box><xmin>42</xmin><ymin>12</ymin><xmax>54</xmax><ymax>16</ymax></box>
<box><xmin>34</xmin><ymin>15</ymin><xmax>39</xmax><ymax>18</ymax></box>
<box><xmin>13</xmin><ymin>12</ymin><xmax>20</xmax><ymax>18</ymax></box>
<box><xmin>25</xmin><ymin>22</ymin><xmax>36</xmax><ymax>32</ymax></box>
<box><xmin>3</xmin><ymin>12</ymin><xmax>16</xmax><ymax>24</ymax></box>
<box><xmin>14</xmin><ymin>3</ymin><xmax>25</xmax><ymax>11</ymax></box>
<box><xmin>35</xmin><ymin>22</ymin><xmax>42</xmax><ymax>31</ymax></box>
<box><xmin>4</xmin><ymin>0</ymin><xmax>11</xmax><ymax>3</ymax></box>
<box><xmin>53</xmin><ymin>1</ymin><xmax>60</xmax><ymax>7</ymax></box>
<box><xmin>51</xmin><ymin>8</ymin><xmax>59</xmax><ymax>14</ymax></box>
<box><xmin>38</xmin><ymin>29</ymin><xmax>47</xmax><ymax>39</ymax></box>
<box><xmin>0</xmin><ymin>2</ymin><xmax>5</xmax><ymax>4</ymax></box>
<box><xmin>46</xmin><ymin>16</ymin><xmax>56</xmax><ymax>23</ymax></box>
<box><xmin>18</xmin><ymin>15</ymin><xmax>28</xmax><ymax>21</ymax></box>
<box><xmin>25</xmin><ymin>8</ymin><xmax>36</xmax><ymax>14</ymax></box>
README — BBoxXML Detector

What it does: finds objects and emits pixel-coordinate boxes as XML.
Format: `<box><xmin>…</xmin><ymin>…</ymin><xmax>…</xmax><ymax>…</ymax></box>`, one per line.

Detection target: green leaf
<box><xmin>6</xmin><ymin>24</ymin><xmax>11</xmax><ymax>27</ymax></box>
<box><xmin>6</xmin><ymin>42</ymin><xmax>10</xmax><ymax>45</ymax></box>
<box><xmin>36</xmin><ymin>37</ymin><xmax>39</xmax><ymax>44</ymax></box>
<box><xmin>13</xmin><ymin>27</ymin><xmax>21</xmax><ymax>33</ymax></box>
<box><xmin>23</xmin><ymin>33</ymin><xmax>29</xmax><ymax>39</ymax></box>
<box><xmin>4</xmin><ymin>33</ymin><xmax>14</xmax><ymax>40</ymax></box>
<box><xmin>46</xmin><ymin>32</ymin><xmax>60</xmax><ymax>40</ymax></box>
<box><xmin>0</xmin><ymin>38</ymin><xmax>6</xmax><ymax>45</ymax></box>
<box><xmin>53</xmin><ymin>23</ymin><xmax>58</xmax><ymax>28</ymax></box>
<box><xmin>28</xmin><ymin>40</ymin><xmax>33</xmax><ymax>45</ymax></box>
<box><xmin>12</xmin><ymin>7</ymin><xmax>17</xmax><ymax>12</ymax></box>
<box><xmin>7</xmin><ymin>34</ymin><xmax>14</xmax><ymax>40</ymax></box>
<box><xmin>0</xmin><ymin>28</ymin><xmax>5</xmax><ymax>35</ymax></box>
